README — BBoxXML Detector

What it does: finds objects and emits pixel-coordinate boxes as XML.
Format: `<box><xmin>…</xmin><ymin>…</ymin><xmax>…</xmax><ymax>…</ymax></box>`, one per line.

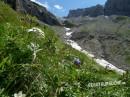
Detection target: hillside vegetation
<box><xmin>0</xmin><ymin>1</ymin><xmax>130</xmax><ymax>97</ymax></box>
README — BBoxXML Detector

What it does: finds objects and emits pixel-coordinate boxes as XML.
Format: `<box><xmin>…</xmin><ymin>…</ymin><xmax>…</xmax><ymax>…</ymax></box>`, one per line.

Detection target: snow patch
<box><xmin>64</xmin><ymin>27</ymin><xmax>126</xmax><ymax>75</ymax></box>
<box><xmin>81</xmin><ymin>50</ymin><xmax>95</xmax><ymax>58</ymax></box>
<box><xmin>66</xmin><ymin>31</ymin><xmax>73</xmax><ymax>36</ymax></box>
<box><xmin>64</xmin><ymin>27</ymin><xmax>71</xmax><ymax>32</ymax></box>
<box><xmin>94</xmin><ymin>59</ymin><xmax>126</xmax><ymax>74</ymax></box>
<box><xmin>66</xmin><ymin>40</ymin><xmax>82</xmax><ymax>51</ymax></box>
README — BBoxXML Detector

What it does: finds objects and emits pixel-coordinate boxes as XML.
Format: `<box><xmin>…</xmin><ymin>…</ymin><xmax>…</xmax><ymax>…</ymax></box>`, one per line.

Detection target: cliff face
<box><xmin>4</xmin><ymin>0</ymin><xmax>60</xmax><ymax>25</ymax></box>
<box><xmin>68</xmin><ymin>4</ymin><xmax>104</xmax><ymax>18</ymax></box>
<box><xmin>104</xmin><ymin>0</ymin><xmax>130</xmax><ymax>16</ymax></box>
<box><xmin>68</xmin><ymin>0</ymin><xmax>130</xmax><ymax>18</ymax></box>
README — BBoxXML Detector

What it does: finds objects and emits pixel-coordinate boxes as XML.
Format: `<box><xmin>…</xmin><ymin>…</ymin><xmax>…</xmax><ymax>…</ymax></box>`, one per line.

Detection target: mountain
<box><xmin>68</xmin><ymin>4</ymin><xmax>104</xmax><ymax>18</ymax></box>
<box><xmin>0</xmin><ymin>0</ymin><xmax>129</xmax><ymax>96</ymax></box>
<box><xmin>66</xmin><ymin>15</ymin><xmax>130</xmax><ymax>70</ymax></box>
<box><xmin>68</xmin><ymin>0</ymin><xmax>130</xmax><ymax>18</ymax></box>
<box><xmin>3</xmin><ymin>0</ymin><xmax>61</xmax><ymax>25</ymax></box>
<box><xmin>104</xmin><ymin>0</ymin><xmax>130</xmax><ymax>16</ymax></box>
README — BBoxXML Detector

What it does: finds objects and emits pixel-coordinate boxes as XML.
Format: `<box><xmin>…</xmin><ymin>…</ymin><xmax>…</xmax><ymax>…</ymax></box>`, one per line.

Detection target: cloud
<box><xmin>54</xmin><ymin>5</ymin><xmax>63</xmax><ymax>10</ymax></box>
<box><xmin>30</xmin><ymin>0</ymin><xmax>49</xmax><ymax>9</ymax></box>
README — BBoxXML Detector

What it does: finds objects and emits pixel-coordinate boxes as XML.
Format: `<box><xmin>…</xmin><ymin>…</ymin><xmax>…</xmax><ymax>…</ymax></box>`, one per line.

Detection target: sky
<box><xmin>31</xmin><ymin>0</ymin><xmax>107</xmax><ymax>17</ymax></box>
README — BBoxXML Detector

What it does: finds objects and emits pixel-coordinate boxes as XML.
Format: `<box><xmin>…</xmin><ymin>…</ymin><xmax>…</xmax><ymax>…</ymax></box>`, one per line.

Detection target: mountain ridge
<box><xmin>68</xmin><ymin>4</ymin><xmax>104</xmax><ymax>18</ymax></box>
<box><xmin>68</xmin><ymin>0</ymin><xmax>130</xmax><ymax>18</ymax></box>
<box><xmin>3</xmin><ymin>0</ymin><xmax>61</xmax><ymax>25</ymax></box>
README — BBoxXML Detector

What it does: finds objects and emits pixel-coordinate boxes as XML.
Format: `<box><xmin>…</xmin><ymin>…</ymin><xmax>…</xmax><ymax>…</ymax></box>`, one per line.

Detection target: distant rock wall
<box><xmin>68</xmin><ymin>0</ymin><xmax>130</xmax><ymax>18</ymax></box>
<box><xmin>68</xmin><ymin>4</ymin><xmax>104</xmax><ymax>18</ymax></box>
<box><xmin>104</xmin><ymin>0</ymin><xmax>130</xmax><ymax>16</ymax></box>
<box><xmin>4</xmin><ymin>0</ymin><xmax>61</xmax><ymax>25</ymax></box>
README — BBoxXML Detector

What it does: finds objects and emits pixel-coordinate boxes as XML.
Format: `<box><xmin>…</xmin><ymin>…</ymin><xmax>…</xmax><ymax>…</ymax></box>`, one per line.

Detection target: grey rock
<box><xmin>68</xmin><ymin>4</ymin><xmax>104</xmax><ymax>18</ymax></box>
<box><xmin>4</xmin><ymin>0</ymin><xmax>61</xmax><ymax>25</ymax></box>
<box><xmin>68</xmin><ymin>0</ymin><xmax>130</xmax><ymax>18</ymax></box>
<box><xmin>69</xmin><ymin>16</ymin><xmax>130</xmax><ymax>70</ymax></box>
<box><xmin>104</xmin><ymin>0</ymin><xmax>130</xmax><ymax>16</ymax></box>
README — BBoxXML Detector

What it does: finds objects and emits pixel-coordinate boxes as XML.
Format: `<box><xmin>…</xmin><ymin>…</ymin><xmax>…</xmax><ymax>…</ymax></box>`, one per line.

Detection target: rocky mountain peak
<box><xmin>68</xmin><ymin>0</ymin><xmax>130</xmax><ymax>18</ymax></box>
<box><xmin>104</xmin><ymin>0</ymin><xmax>130</xmax><ymax>16</ymax></box>
<box><xmin>3</xmin><ymin>0</ymin><xmax>61</xmax><ymax>25</ymax></box>
<box><xmin>68</xmin><ymin>4</ymin><xmax>104</xmax><ymax>18</ymax></box>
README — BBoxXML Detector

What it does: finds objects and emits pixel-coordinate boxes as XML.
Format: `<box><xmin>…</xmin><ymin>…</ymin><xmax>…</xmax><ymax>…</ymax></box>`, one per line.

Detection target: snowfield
<box><xmin>64</xmin><ymin>27</ymin><xmax>126</xmax><ymax>75</ymax></box>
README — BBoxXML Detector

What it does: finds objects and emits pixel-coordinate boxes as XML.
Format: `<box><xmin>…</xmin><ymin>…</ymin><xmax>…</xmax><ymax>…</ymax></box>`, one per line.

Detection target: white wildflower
<box><xmin>5</xmin><ymin>22</ymin><xmax>11</xmax><ymax>29</ymax></box>
<box><xmin>27</xmin><ymin>27</ymin><xmax>45</xmax><ymax>38</ymax></box>
<box><xmin>14</xmin><ymin>91</ymin><xmax>26</xmax><ymax>97</ymax></box>
<box><xmin>27</xmin><ymin>42</ymin><xmax>42</xmax><ymax>62</ymax></box>
<box><xmin>27</xmin><ymin>42</ymin><xmax>40</xmax><ymax>51</ymax></box>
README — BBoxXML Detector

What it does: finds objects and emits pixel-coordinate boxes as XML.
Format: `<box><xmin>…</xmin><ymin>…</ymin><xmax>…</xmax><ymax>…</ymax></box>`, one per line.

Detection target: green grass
<box><xmin>0</xmin><ymin>1</ymin><xmax>130</xmax><ymax>97</ymax></box>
